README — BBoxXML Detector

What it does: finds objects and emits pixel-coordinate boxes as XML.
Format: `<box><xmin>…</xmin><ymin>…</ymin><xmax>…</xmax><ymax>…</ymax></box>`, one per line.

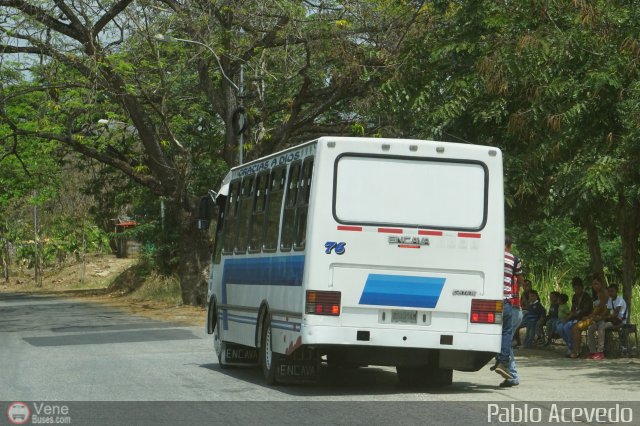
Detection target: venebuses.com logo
<box><xmin>7</xmin><ymin>402</ymin><xmax>30</xmax><ymax>425</ymax></box>
<box><xmin>6</xmin><ymin>401</ymin><xmax>72</xmax><ymax>424</ymax></box>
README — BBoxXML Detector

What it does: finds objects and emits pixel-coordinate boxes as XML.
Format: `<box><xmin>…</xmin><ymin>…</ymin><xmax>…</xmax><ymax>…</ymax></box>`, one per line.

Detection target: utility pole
<box><xmin>239</xmin><ymin>64</ymin><xmax>244</xmax><ymax>165</ymax></box>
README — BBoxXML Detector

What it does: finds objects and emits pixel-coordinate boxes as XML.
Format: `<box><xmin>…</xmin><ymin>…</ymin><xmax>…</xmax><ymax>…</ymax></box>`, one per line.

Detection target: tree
<box><xmin>380</xmin><ymin>0</ymin><xmax>640</xmax><ymax>300</ymax></box>
<box><xmin>0</xmin><ymin>0</ymin><xmax>412</xmax><ymax>304</ymax></box>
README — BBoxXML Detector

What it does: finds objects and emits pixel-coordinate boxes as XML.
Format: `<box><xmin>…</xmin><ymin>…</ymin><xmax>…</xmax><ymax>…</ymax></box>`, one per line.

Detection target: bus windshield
<box><xmin>333</xmin><ymin>155</ymin><xmax>487</xmax><ymax>230</ymax></box>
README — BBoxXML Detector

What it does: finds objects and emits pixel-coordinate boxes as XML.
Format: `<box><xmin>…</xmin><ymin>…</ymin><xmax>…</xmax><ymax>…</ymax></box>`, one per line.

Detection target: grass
<box><xmin>0</xmin><ymin>256</ymin><xmax>182</xmax><ymax>306</ymax></box>
<box><xmin>528</xmin><ymin>266</ymin><xmax>640</xmax><ymax>327</ymax></box>
<box><xmin>125</xmin><ymin>271</ymin><xmax>182</xmax><ymax>305</ymax></box>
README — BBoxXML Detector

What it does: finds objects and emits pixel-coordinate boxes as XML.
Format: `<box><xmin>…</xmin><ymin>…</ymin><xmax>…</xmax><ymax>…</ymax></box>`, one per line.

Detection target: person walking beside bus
<box><xmin>494</xmin><ymin>235</ymin><xmax>524</xmax><ymax>387</ymax></box>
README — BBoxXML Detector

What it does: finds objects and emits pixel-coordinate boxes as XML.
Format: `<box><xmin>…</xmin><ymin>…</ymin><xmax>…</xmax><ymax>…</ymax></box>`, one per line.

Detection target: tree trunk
<box><xmin>175</xmin><ymin>203</ymin><xmax>210</xmax><ymax>306</ymax></box>
<box><xmin>584</xmin><ymin>214</ymin><xmax>605</xmax><ymax>281</ymax></box>
<box><xmin>619</xmin><ymin>198</ymin><xmax>639</xmax><ymax>314</ymax></box>
<box><xmin>1</xmin><ymin>240</ymin><xmax>8</xmax><ymax>283</ymax></box>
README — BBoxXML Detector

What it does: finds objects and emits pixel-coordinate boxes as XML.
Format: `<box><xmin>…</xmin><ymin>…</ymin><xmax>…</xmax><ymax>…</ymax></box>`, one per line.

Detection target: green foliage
<box><xmin>381</xmin><ymin>0</ymin><xmax>640</xmax><ymax>291</ymax></box>
<box><xmin>2</xmin><ymin>0</ymin><xmax>640</xmax><ymax>305</ymax></box>
<box><xmin>511</xmin><ymin>217</ymin><xmax>591</xmax><ymax>277</ymax></box>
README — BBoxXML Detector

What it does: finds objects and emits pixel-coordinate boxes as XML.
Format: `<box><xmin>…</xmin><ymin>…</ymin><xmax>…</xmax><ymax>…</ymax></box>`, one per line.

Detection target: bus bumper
<box><xmin>301</xmin><ymin>325</ymin><xmax>500</xmax><ymax>371</ymax></box>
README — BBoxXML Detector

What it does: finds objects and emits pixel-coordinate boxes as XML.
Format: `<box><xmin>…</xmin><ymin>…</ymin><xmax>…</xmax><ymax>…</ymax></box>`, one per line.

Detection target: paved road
<box><xmin>1</xmin><ymin>292</ymin><xmax>639</xmax><ymax>424</ymax></box>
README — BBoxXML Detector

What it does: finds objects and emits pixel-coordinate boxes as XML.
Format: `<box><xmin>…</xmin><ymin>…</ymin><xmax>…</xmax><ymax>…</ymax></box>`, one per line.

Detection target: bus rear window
<box><xmin>333</xmin><ymin>155</ymin><xmax>487</xmax><ymax>230</ymax></box>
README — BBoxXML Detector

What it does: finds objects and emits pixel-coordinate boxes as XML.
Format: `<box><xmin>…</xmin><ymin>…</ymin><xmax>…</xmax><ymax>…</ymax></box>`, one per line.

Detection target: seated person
<box><xmin>545</xmin><ymin>291</ymin><xmax>561</xmax><ymax>345</ymax></box>
<box><xmin>523</xmin><ymin>290</ymin><xmax>546</xmax><ymax>348</ymax></box>
<box><xmin>586</xmin><ymin>284</ymin><xmax>627</xmax><ymax>360</ymax></box>
<box><xmin>554</xmin><ymin>293</ymin><xmax>571</xmax><ymax>336</ymax></box>
<box><xmin>558</xmin><ymin>277</ymin><xmax>593</xmax><ymax>356</ymax></box>
<box><xmin>571</xmin><ymin>276</ymin><xmax>608</xmax><ymax>358</ymax></box>
<box><xmin>514</xmin><ymin>279</ymin><xmax>533</xmax><ymax>347</ymax></box>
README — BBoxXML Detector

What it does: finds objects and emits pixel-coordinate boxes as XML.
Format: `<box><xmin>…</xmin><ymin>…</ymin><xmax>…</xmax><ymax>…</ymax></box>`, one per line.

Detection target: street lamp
<box><xmin>155</xmin><ymin>33</ymin><xmax>245</xmax><ymax>165</ymax></box>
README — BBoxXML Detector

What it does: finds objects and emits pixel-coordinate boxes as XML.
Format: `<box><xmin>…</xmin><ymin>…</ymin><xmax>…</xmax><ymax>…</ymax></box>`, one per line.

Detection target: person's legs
<box><xmin>497</xmin><ymin>302</ymin><xmax>513</xmax><ymax>364</ymax></box>
<box><xmin>572</xmin><ymin>319</ymin><xmax>593</xmax><ymax>356</ymax></box>
<box><xmin>546</xmin><ymin>318</ymin><xmax>558</xmax><ymax>344</ymax></box>
<box><xmin>587</xmin><ymin>322</ymin><xmax>598</xmax><ymax>354</ymax></box>
<box><xmin>557</xmin><ymin>321</ymin><xmax>566</xmax><ymax>343</ymax></box>
<box><xmin>505</xmin><ymin>307</ymin><xmax>523</xmax><ymax>385</ymax></box>
<box><xmin>555</xmin><ymin>321</ymin><xmax>564</xmax><ymax>340</ymax></box>
<box><xmin>571</xmin><ymin>323</ymin><xmax>581</xmax><ymax>355</ymax></box>
<box><xmin>512</xmin><ymin>326</ymin><xmax>521</xmax><ymax>347</ymax></box>
<box><xmin>523</xmin><ymin>316</ymin><xmax>536</xmax><ymax>347</ymax></box>
<box><xmin>561</xmin><ymin>320</ymin><xmax>575</xmax><ymax>352</ymax></box>
<box><xmin>535</xmin><ymin>318</ymin><xmax>545</xmax><ymax>341</ymax></box>
<box><xmin>596</xmin><ymin>321</ymin><xmax>611</xmax><ymax>354</ymax></box>
<box><xmin>495</xmin><ymin>302</ymin><xmax>514</xmax><ymax>380</ymax></box>
<box><xmin>513</xmin><ymin>312</ymin><xmax>525</xmax><ymax>346</ymax></box>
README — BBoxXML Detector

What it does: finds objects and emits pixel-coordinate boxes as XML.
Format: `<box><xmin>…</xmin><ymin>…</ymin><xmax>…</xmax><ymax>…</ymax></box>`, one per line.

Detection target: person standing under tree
<box><xmin>493</xmin><ymin>234</ymin><xmax>525</xmax><ymax>387</ymax></box>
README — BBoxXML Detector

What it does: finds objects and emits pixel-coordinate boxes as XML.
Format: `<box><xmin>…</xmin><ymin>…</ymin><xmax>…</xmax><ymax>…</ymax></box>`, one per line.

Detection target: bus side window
<box><xmin>222</xmin><ymin>180</ymin><xmax>240</xmax><ymax>254</ymax></box>
<box><xmin>280</xmin><ymin>161</ymin><xmax>301</xmax><ymax>251</ymax></box>
<box><xmin>264</xmin><ymin>166</ymin><xmax>286</xmax><ymax>252</ymax></box>
<box><xmin>248</xmin><ymin>171</ymin><xmax>269</xmax><ymax>253</ymax></box>
<box><xmin>293</xmin><ymin>157</ymin><xmax>314</xmax><ymax>250</ymax></box>
<box><xmin>212</xmin><ymin>199</ymin><xmax>225</xmax><ymax>264</ymax></box>
<box><xmin>235</xmin><ymin>176</ymin><xmax>255</xmax><ymax>254</ymax></box>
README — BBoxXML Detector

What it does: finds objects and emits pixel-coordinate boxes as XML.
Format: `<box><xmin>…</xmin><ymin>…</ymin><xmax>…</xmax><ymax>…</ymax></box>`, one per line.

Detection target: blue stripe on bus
<box><xmin>359</xmin><ymin>274</ymin><xmax>446</xmax><ymax>309</ymax></box>
<box><xmin>221</xmin><ymin>255</ymin><xmax>305</xmax><ymax>330</ymax></box>
<box><xmin>222</xmin><ymin>255</ymin><xmax>306</xmax><ymax>287</ymax></box>
<box><xmin>222</xmin><ymin>313</ymin><xmax>301</xmax><ymax>331</ymax></box>
<box><xmin>226</xmin><ymin>314</ymin><xmax>256</xmax><ymax>326</ymax></box>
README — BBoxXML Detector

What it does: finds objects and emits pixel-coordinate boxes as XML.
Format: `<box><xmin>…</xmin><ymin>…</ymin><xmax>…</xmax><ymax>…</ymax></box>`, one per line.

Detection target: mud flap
<box><xmin>220</xmin><ymin>342</ymin><xmax>260</xmax><ymax>366</ymax></box>
<box><xmin>275</xmin><ymin>347</ymin><xmax>320</xmax><ymax>383</ymax></box>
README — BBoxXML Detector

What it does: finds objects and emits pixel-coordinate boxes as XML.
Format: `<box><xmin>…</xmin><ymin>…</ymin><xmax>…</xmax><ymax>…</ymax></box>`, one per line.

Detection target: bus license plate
<box><xmin>391</xmin><ymin>310</ymin><xmax>417</xmax><ymax>324</ymax></box>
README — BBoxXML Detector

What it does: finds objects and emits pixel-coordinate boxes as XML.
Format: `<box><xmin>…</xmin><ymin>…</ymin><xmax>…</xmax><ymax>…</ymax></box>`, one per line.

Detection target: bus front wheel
<box><xmin>213</xmin><ymin>319</ymin><xmax>230</xmax><ymax>369</ymax></box>
<box><xmin>260</xmin><ymin>316</ymin><xmax>281</xmax><ymax>385</ymax></box>
<box><xmin>396</xmin><ymin>366</ymin><xmax>453</xmax><ymax>388</ymax></box>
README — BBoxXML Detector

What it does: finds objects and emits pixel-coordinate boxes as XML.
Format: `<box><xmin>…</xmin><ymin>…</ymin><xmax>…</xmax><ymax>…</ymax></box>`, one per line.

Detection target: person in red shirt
<box><xmin>493</xmin><ymin>235</ymin><xmax>525</xmax><ymax>387</ymax></box>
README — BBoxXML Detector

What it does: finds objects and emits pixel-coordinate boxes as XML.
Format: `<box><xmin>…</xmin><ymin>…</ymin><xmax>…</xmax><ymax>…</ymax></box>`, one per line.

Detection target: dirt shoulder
<box><xmin>72</xmin><ymin>292</ymin><xmax>205</xmax><ymax>327</ymax></box>
<box><xmin>0</xmin><ymin>255</ymin><xmax>205</xmax><ymax>326</ymax></box>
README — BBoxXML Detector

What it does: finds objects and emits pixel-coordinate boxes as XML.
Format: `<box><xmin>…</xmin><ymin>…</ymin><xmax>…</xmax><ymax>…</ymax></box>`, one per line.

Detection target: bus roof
<box><xmin>217</xmin><ymin>137</ymin><xmax>500</xmax><ymax>197</ymax></box>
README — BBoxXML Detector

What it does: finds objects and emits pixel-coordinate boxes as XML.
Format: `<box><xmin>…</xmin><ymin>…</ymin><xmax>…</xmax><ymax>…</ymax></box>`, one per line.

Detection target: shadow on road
<box><xmin>199</xmin><ymin>363</ymin><xmax>497</xmax><ymax>396</ymax></box>
<box><xmin>516</xmin><ymin>354</ymin><xmax>640</xmax><ymax>389</ymax></box>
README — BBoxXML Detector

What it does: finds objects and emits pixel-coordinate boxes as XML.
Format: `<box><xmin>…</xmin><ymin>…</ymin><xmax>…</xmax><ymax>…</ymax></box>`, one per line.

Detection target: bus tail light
<box><xmin>470</xmin><ymin>299</ymin><xmax>503</xmax><ymax>324</ymax></box>
<box><xmin>306</xmin><ymin>291</ymin><xmax>341</xmax><ymax>316</ymax></box>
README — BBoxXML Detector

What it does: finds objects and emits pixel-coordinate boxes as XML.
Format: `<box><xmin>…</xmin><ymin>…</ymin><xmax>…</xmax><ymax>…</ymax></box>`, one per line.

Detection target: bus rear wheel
<box><xmin>260</xmin><ymin>316</ymin><xmax>281</xmax><ymax>385</ymax></box>
<box><xmin>396</xmin><ymin>366</ymin><xmax>453</xmax><ymax>388</ymax></box>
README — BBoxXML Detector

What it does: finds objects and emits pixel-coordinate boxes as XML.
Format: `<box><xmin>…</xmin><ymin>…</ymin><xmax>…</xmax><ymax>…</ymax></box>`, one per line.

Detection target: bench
<box><xmin>604</xmin><ymin>323</ymin><xmax>638</xmax><ymax>358</ymax></box>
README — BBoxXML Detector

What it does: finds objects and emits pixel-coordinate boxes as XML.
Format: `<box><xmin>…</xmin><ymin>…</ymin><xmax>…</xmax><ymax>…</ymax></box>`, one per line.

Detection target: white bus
<box><xmin>203</xmin><ymin>137</ymin><xmax>504</xmax><ymax>386</ymax></box>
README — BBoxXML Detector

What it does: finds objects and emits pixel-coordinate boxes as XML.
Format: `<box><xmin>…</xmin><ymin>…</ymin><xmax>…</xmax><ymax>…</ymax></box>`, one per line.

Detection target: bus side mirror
<box><xmin>197</xmin><ymin>195</ymin><xmax>215</xmax><ymax>231</ymax></box>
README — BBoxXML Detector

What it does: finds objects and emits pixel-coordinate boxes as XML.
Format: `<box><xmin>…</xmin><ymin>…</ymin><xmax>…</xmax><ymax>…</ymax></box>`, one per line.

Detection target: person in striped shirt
<box><xmin>493</xmin><ymin>235</ymin><xmax>525</xmax><ymax>387</ymax></box>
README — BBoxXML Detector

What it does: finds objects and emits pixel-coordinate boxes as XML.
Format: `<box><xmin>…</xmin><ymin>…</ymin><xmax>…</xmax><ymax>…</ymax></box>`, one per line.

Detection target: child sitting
<box><xmin>523</xmin><ymin>290</ymin><xmax>546</xmax><ymax>348</ymax></box>
<box><xmin>557</xmin><ymin>294</ymin><xmax>570</xmax><ymax>322</ymax></box>
<box><xmin>554</xmin><ymin>294</ymin><xmax>571</xmax><ymax>343</ymax></box>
